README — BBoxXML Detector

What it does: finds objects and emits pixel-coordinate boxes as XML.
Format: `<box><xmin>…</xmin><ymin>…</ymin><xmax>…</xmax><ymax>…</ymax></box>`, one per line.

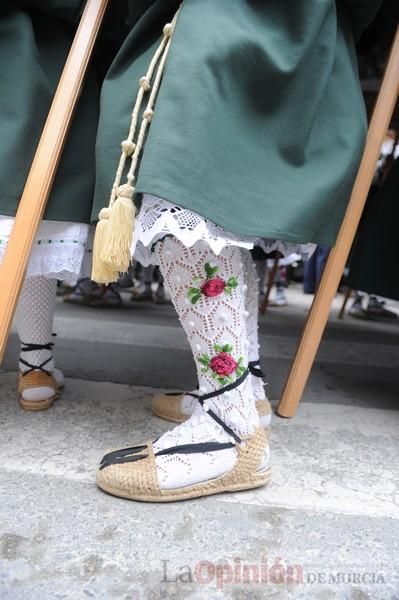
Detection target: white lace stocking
<box><xmin>153</xmin><ymin>238</ymin><xmax>260</xmax><ymax>488</ymax></box>
<box><xmin>15</xmin><ymin>277</ymin><xmax>57</xmax><ymax>375</ymax></box>
<box><xmin>152</xmin><ymin>405</ymin><xmax>239</xmax><ymax>489</ymax></box>
<box><xmin>241</xmin><ymin>249</ymin><xmax>266</xmax><ymax>401</ymax></box>
<box><xmin>155</xmin><ymin>237</ymin><xmax>259</xmax><ymax>434</ymax></box>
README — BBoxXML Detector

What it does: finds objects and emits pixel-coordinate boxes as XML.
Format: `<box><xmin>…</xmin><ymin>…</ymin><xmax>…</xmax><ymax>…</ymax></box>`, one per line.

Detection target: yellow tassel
<box><xmin>91</xmin><ymin>208</ymin><xmax>119</xmax><ymax>284</ymax></box>
<box><xmin>100</xmin><ymin>184</ymin><xmax>135</xmax><ymax>274</ymax></box>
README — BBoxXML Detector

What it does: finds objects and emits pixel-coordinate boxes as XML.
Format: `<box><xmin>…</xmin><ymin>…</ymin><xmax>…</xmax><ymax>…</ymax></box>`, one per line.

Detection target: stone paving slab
<box><xmin>0</xmin><ymin>374</ymin><xmax>398</xmax><ymax>598</ymax></box>
<box><xmin>1</xmin><ymin>471</ymin><xmax>397</xmax><ymax>600</ymax></box>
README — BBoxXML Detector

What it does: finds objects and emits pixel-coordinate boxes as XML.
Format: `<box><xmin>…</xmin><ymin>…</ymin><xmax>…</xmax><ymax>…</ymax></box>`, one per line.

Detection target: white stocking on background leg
<box><xmin>160</xmin><ymin>249</ymin><xmax>270</xmax><ymax>424</ymax></box>
<box><xmin>15</xmin><ymin>276</ymin><xmax>63</xmax><ymax>401</ymax></box>
<box><xmin>241</xmin><ymin>249</ymin><xmax>272</xmax><ymax>429</ymax></box>
<box><xmin>241</xmin><ymin>249</ymin><xmax>267</xmax><ymax>399</ymax></box>
<box><xmin>153</xmin><ymin>238</ymin><xmax>261</xmax><ymax>489</ymax></box>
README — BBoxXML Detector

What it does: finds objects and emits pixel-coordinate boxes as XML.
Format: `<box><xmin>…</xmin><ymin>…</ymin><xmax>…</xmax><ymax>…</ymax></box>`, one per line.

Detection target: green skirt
<box><xmin>347</xmin><ymin>159</ymin><xmax>399</xmax><ymax>300</ymax></box>
<box><xmin>93</xmin><ymin>0</ymin><xmax>380</xmax><ymax>247</ymax></box>
<box><xmin>1</xmin><ymin>0</ymin><xmax>380</xmax><ymax>247</ymax></box>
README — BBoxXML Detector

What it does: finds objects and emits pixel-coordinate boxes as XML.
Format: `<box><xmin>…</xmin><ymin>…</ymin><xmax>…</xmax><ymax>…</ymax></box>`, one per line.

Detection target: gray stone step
<box><xmin>2</xmin><ymin>288</ymin><xmax>399</xmax><ymax>409</ymax></box>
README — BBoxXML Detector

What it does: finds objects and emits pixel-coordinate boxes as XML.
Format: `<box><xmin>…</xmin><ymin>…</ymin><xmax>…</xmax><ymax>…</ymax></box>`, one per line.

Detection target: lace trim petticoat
<box><xmin>0</xmin><ymin>216</ymin><xmax>93</xmax><ymax>284</ymax></box>
<box><xmin>131</xmin><ymin>195</ymin><xmax>315</xmax><ymax>266</ymax></box>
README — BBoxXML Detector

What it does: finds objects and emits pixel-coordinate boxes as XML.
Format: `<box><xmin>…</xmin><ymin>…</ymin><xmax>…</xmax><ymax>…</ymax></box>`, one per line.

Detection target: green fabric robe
<box><xmin>93</xmin><ymin>0</ymin><xmax>381</xmax><ymax>247</ymax></box>
<box><xmin>1</xmin><ymin>0</ymin><xmax>381</xmax><ymax>248</ymax></box>
<box><xmin>347</xmin><ymin>159</ymin><xmax>399</xmax><ymax>300</ymax></box>
<box><xmin>0</xmin><ymin>0</ymin><xmax>99</xmax><ymax>223</ymax></box>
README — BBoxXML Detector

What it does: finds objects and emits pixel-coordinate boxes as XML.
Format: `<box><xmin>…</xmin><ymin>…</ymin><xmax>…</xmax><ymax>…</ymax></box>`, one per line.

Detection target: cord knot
<box><xmin>143</xmin><ymin>109</ymin><xmax>154</xmax><ymax>122</ymax></box>
<box><xmin>139</xmin><ymin>76</ymin><xmax>151</xmax><ymax>91</ymax></box>
<box><xmin>121</xmin><ymin>140</ymin><xmax>136</xmax><ymax>156</ymax></box>
<box><xmin>116</xmin><ymin>184</ymin><xmax>135</xmax><ymax>199</ymax></box>
<box><xmin>163</xmin><ymin>23</ymin><xmax>173</xmax><ymax>37</ymax></box>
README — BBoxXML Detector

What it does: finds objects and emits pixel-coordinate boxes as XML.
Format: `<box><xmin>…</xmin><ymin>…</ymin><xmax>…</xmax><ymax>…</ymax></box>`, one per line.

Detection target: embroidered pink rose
<box><xmin>209</xmin><ymin>352</ymin><xmax>238</xmax><ymax>376</ymax></box>
<box><xmin>188</xmin><ymin>263</ymin><xmax>238</xmax><ymax>304</ymax></box>
<box><xmin>201</xmin><ymin>277</ymin><xmax>226</xmax><ymax>298</ymax></box>
<box><xmin>198</xmin><ymin>343</ymin><xmax>246</xmax><ymax>385</ymax></box>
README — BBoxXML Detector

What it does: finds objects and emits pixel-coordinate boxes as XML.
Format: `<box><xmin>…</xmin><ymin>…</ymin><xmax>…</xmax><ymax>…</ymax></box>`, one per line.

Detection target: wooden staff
<box><xmin>0</xmin><ymin>0</ymin><xmax>109</xmax><ymax>362</ymax></box>
<box><xmin>277</xmin><ymin>26</ymin><xmax>399</xmax><ymax>418</ymax></box>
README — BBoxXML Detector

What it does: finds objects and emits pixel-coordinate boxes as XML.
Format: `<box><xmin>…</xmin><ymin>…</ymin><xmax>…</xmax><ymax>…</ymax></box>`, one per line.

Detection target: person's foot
<box><xmin>152</xmin><ymin>390</ymin><xmax>272</xmax><ymax>429</ymax></box>
<box><xmin>130</xmin><ymin>286</ymin><xmax>153</xmax><ymax>302</ymax></box>
<box><xmin>88</xmin><ymin>285</ymin><xmax>122</xmax><ymax>308</ymax></box>
<box><xmin>96</xmin><ymin>405</ymin><xmax>270</xmax><ymax>502</ymax></box>
<box><xmin>18</xmin><ymin>367</ymin><xmax>64</xmax><ymax>411</ymax></box>
<box><xmin>268</xmin><ymin>287</ymin><xmax>288</xmax><ymax>307</ymax></box>
<box><xmin>56</xmin><ymin>282</ymin><xmax>74</xmax><ymax>297</ymax></box>
<box><xmin>117</xmin><ymin>272</ymin><xmax>134</xmax><ymax>289</ymax></box>
<box><xmin>154</xmin><ymin>284</ymin><xmax>169</xmax><ymax>304</ymax></box>
<box><xmin>348</xmin><ymin>298</ymin><xmax>368</xmax><ymax>319</ymax></box>
<box><xmin>64</xmin><ymin>280</ymin><xmax>122</xmax><ymax>307</ymax></box>
<box><xmin>365</xmin><ymin>296</ymin><xmax>398</xmax><ymax>320</ymax></box>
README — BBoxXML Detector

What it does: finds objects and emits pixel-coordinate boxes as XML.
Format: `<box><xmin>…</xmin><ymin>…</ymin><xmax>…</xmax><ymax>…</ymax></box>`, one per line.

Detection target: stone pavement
<box><xmin>1</xmin><ymin>286</ymin><xmax>398</xmax><ymax>599</ymax></box>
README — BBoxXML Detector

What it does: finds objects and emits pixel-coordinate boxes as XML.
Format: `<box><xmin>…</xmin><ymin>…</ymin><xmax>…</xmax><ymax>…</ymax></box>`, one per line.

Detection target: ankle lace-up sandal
<box><xmin>96</xmin><ymin>368</ymin><xmax>271</xmax><ymax>502</ymax></box>
<box><xmin>18</xmin><ymin>342</ymin><xmax>62</xmax><ymax>411</ymax></box>
<box><xmin>152</xmin><ymin>361</ymin><xmax>272</xmax><ymax>428</ymax></box>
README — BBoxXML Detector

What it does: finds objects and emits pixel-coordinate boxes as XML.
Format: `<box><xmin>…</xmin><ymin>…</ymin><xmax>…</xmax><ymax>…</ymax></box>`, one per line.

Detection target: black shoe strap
<box><xmin>20</xmin><ymin>341</ymin><xmax>54</xmax><ymax>376</ymax></box>
<box><xmin>155</xmin><ymin>441</ymin><xmax>235</xmax><ymax>456</ymax></box>
<box><xmin>20</xmin><ymin>341</ymin><xmax>54</xmax><ymax>353</ymax></box>
<box><xmin>189</xmin><ymin>369</ymin><xmax>249</xmax><ymax>403</ymax></box>
<box><xmin>248</xmin><ymin>360</ymin><xmax>265</xmax><ymax>379</ymax></box>
<box><xmin>188</xmin><ymin>368</ymin><xmax>250</xmax><ymax>444</ymax></box>
<box><xmin>100</xmin><ymin>368</ymin><xmax>251</xmax><ymax>470</ymax></box>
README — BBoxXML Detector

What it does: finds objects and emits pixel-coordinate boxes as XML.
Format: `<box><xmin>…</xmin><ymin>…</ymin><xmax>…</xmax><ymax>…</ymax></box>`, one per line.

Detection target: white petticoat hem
<box><xmin>0</xmin><ymin>216</ymin><xmax>93</xmax><ymax>284</ymax></box>
<box><xmin>131</xmin><ymin>195</ymin><xmax>315</xmax><ymax>266</ymax></box>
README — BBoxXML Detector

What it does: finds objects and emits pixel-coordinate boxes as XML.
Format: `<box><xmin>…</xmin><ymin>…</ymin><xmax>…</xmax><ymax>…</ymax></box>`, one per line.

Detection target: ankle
<box><xmin>251</xmin><ymin>375</ymin><xmax>266</xmax><ymax>401</ymax></box>
<box><xmin>19</xmin><ymin>358</ymin><xmax>55</xmax><ymax>375</ymax></box>
<box><xmin>203</xmin><ymin>384</ymin><xmax>260</xmax><ymax>438</ymax></box>
<box><xmin>19</xmin><ymin>340</ymin><xmax>55</xmax><ymax>375</ymax></box>
<box><xmin>248</xmin><ymin>359</ymin><xmax>266</xmax><ymax>401</ymax></box>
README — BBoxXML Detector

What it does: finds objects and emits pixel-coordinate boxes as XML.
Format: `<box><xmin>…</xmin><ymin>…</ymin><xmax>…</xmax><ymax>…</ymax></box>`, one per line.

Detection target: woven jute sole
<box><xmin>152</xmin><ymin>392</ymin><xmax>272</xmax><ymax>424</ymax></box>
<box><xmin>97</xmin><ymin>468</ymin><xmax>271</xmax><ymax>503</ymax></box>
<box><xmin>152</xmin><ymin>392</ymin><xmax>188</xmax><ymax>423</ymax></box>
<box><xmin>18</xmin><ymin>371</ymin><xmax>62</xmax><ymax>412</ymax></box>
<box><xmin>96</xmin><ymin>427</ymin><xmax>270</xmax><ymax>503</ymax></box>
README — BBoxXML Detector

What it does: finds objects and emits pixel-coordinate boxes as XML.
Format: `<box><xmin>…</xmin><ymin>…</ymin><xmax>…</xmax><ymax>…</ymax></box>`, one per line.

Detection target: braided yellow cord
<box><xmin>108</xmin><ymin>7</ymin><xmax>181</xmax><ymax>207</ymax></box>
<box><xmin>91</xmin><ymin>6</ymin><xmax>182</xmax><ymax>284</ymax></box>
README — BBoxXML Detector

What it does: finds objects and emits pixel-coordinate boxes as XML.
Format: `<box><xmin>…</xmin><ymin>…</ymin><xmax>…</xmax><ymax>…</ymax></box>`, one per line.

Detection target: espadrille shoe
<box><xmin>18</xmin><ymin>340</ymin><xmax>64</xmax><ymax>411</ymax></box>
<box><xmin>97</xmin><ymin>371</ymin><xmax>271</xmax><ymax>503</ymax></box>
<box><xmin>97</xmin><ymin>425</ymin><xmax>269</xmax><ymax>502</ymax></box>
<box><xmin>153</xmin><ymin>392</ymin><xmax>272</xmax><ymax>427</ymax></box>
<box><xmin>152</xmin><ymin>360</ymin><xmax>272</xmax><ymax>429</ymax></box>
<box><xmin>18</xmin><ymin>368</ymin><xmax>64</xmax><ymax>411</ymax></box>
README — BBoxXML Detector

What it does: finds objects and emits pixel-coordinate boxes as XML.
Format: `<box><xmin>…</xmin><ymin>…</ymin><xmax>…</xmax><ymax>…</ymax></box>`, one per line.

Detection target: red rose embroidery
<box><xmin>209</xmin><ymin>352</ymin><xmax>238</xmax><ymax>376</ymax></box>
<box><xmin>201</xmin><ymin>277</ymin><xmax>226</xmax><ymax>298</ymax></box>
<box><xmin>188</xmin><ymin>263</ymin><xmax>238</xmax><ymax>304</ymax></box>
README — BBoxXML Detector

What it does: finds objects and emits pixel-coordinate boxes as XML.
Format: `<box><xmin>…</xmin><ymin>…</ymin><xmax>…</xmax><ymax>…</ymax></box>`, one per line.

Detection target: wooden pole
<box><xmin>277</xmin><ymin>27</ymin><xmax>399</xmax><ymax>418</ymax></box>
<box><xmin>0</xmin><ymin>0</ymin><xmax>109</xmax><ymax>362</ymax></box>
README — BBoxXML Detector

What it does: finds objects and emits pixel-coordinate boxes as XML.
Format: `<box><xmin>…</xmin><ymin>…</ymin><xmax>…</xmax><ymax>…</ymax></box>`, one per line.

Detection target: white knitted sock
<box><xmin>153</xmin><ymin>238</ymin><xmax>262</xmax><ymax>489</ymax></box>
<box><xmin>254</xmin><ymin>258</ymin><xmax>267</xmax><ymax>295</ymax></box>
<box><xmin>241</xmin><ymin>249</ymin><xmax>267</xmax><ymax>401</ymax></box>
<box><xmin>15</xmin><ymin>277</ymin><xmax>60</xmax><ymax>401</ymax></box>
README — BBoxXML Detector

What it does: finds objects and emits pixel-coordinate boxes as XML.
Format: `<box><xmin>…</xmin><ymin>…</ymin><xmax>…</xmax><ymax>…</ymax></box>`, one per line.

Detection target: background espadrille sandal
<box><xmin>152</xmin><ymin>360</ymin><xmax>272</xmax><ymax>428</ymax></box>
<box><xmin>97</xmin><ymin>368</ymin><xmax>271</xmax><ymax>502</ymax></box>
<box><xmin>153</xmin><ymin>392</ymin><xmax>272</xmax><ymax>428</ymax></box>
<box><xmin>18</xmin><ymin>371</ymin><xmax>61</xmax><ymax>411</ymax></box>
<box><xmin>18</xmin><ymin>341</ymin><xmax>64</xmax><ymax>411</ymax></box>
